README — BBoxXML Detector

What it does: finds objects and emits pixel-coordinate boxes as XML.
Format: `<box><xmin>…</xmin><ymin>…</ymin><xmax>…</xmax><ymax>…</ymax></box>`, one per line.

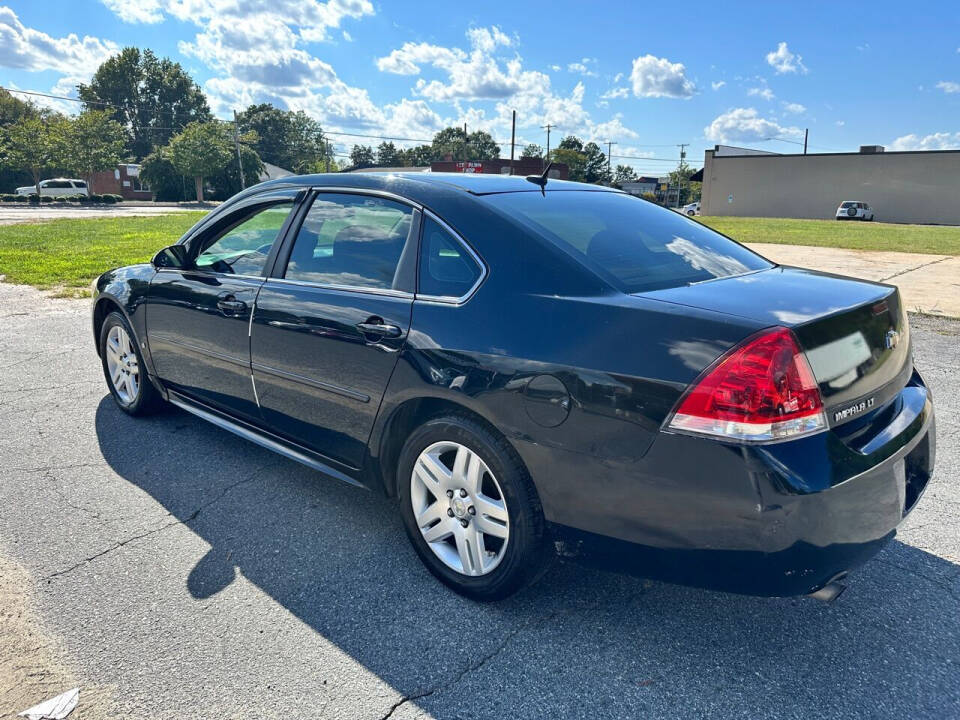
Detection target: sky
<box><xmin>1</xmin><ymin>0</ymin><xmax>959</xmax><ymax>175</ymax></box>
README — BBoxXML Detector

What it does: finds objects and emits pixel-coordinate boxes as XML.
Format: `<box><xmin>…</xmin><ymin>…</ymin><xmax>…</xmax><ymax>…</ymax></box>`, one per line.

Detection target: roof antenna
<box><xmin>525</xmin><ymin>162</ymin><xmax>553</xmax><ymax>195</ymax></box>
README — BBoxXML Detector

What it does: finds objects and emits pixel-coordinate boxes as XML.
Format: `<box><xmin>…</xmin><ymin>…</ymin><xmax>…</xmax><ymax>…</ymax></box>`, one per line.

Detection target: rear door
<box><xmin>250</xmin><ymin>190</ymin><xmax>419</xmax><ymax>469</ymax></box>
<box><xmin>146</xmin><ymin>190</ymin><xmax>300</xmax><ymax>423</ymax></box>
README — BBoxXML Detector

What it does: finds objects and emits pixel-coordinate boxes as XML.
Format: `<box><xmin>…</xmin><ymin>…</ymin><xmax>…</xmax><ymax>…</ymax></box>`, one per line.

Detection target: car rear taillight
<box><xmin>666</xmin><ymin>326</ymin><xmax>826</xmax><ymax>442</ymax></box>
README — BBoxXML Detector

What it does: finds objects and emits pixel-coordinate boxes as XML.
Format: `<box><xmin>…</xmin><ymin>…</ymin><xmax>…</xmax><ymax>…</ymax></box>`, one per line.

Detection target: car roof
<box><xmin>250</xmin><ymin>171</ymin><xmax>613</xmax><ymax>198</ymax></box>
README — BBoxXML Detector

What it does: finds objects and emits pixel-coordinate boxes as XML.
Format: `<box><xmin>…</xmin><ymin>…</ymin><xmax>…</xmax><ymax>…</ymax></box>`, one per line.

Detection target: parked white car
<box><xmin>15</xmin><ymin>178</ymin><xmax>90</xmax><ymax>197</ymax></box>
<box><xmin>682</xmin><ymin>201</ymin><xmax>701</xmax><ymax>216</ymax></box>
<box><xmin>836</xmin><ymin>201</ymin><xmax>874</xmax><ymax>221</ymax></box>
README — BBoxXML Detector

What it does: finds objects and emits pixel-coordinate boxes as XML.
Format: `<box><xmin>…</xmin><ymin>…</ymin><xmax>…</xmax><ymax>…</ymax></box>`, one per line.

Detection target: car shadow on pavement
<box><xmin>94</xmin><ymin>397</ymin><xmax>960</xmax><ymax>717</ymax></box>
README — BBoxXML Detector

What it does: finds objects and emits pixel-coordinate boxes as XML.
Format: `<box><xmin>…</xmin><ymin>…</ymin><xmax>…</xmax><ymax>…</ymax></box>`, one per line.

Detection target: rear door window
<box><xmin>484</xmin><ymin>191</ymin><xmax>771</xmax><ymax>293</ymax></box>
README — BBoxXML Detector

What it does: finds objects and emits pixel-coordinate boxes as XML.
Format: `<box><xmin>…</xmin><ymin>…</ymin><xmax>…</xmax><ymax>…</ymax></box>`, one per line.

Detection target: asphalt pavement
<box><xmin>0</xmin><ymin>282</ymin><xmax>958</xmax><ymax>719</ymax></box>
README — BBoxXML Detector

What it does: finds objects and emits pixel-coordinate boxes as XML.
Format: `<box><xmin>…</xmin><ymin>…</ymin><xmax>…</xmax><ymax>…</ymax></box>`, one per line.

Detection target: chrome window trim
<box><xmin>308</xmin><ymin>186</ymin><xmax>424</xmax><ymax>211</ymax></box>
<box><xmin>415</xmin><ymin>209</ymin><xmax>488</xmax><ymax>306</ymax></box>
<box><xmin>264</xmin><ymin>276</ymin><xmax>414</xmax><ymax>300</ymax></box>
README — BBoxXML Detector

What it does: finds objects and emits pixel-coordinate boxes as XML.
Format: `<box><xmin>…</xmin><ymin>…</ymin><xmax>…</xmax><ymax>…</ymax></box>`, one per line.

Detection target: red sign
<box><xmin>455</xmin><ymin>161</ymin><xmax>483</xmax><ymax>173</ymax></box>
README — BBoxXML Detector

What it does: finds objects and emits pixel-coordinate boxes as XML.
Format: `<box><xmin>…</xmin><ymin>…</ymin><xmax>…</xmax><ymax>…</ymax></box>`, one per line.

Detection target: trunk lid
<box><xmin>640</xmin><ymin>266</ymin><xmax>912</xmax><ymax>426</ymax></box>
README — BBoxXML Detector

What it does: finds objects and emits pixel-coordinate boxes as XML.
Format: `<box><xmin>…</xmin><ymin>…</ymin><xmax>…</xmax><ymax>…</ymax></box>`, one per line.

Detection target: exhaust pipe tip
<box><xmin>806</xmin><ymin>580</ymin><xmax>847</xmax><ymax>603</ymax></box>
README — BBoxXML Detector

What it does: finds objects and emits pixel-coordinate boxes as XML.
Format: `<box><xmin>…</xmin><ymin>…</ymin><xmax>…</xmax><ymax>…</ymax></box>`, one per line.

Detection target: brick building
<box><xmin>90</xmin><ymin>164</ymin><xmax>153</xmax><ymax>200</ymax></box>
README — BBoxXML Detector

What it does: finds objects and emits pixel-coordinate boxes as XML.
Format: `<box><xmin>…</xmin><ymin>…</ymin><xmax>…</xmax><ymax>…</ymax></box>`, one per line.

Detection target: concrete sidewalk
<box><xmin>746</xmin><ymin>243</ymin><xmax>960</xmax><ymax>318</ymax></box>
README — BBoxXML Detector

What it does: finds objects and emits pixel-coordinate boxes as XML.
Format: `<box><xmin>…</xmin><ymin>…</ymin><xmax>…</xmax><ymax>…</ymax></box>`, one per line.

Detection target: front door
<box><xmin>250</xmin><ymin>191</ymin><xmax>418</xmax><ymax>469</ymax></box>
<box><xmin>147</xmin><ymin>196</ymin><xmax>298</xmax><ymax>423</ymax></box>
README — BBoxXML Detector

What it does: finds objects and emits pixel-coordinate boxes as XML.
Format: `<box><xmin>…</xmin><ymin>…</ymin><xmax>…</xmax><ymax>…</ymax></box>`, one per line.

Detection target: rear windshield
<box><xmin>841</xmin><ymin>201</ymin><xmax>856</xmax><ymax>208</ymax></box>
<box><xmin>485</xmin><ymin>190</ymin><xmax>771</xmax><ymax>293</ymax></box>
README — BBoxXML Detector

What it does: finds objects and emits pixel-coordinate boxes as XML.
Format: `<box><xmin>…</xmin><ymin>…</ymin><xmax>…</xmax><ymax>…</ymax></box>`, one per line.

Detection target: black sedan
<box><xmin>92</xmin><ymin>172</ymin><xmax>935</xmax><ymax>601</ymax></box>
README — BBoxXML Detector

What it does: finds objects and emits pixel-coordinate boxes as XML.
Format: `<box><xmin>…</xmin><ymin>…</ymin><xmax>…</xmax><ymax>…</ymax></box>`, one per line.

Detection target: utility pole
<box><xmin>509</xmin><ymin>110</ymin><xmax>516</xmax><ymax>175</ymax></box>
<box><xmin>233</xmin><ymin>110</ymin><xmax>245</xmax><ymax>190</ymax></box>
<box><xmin>606</xmin><ymin>141</ymin><xmax>617</xmax><ymax>184</ymax></box>
<box><xmin>803</xmin><ymin>128</ymin><xmax>809</xmax><ymax>155</ymax></box>
<box><xmin>318</xmin><ymin>130</ymin><xmax>331</xmax><ymax>173</ymax></box>
<box><xmin>540</xmin><ymin>123</ymin><xmax>554</xmax><ymax>170</ymax></box>
<box><xmin>675</xmin><ymin>144</ymin><xmax>689</xmax><ymax>207</ymax></box>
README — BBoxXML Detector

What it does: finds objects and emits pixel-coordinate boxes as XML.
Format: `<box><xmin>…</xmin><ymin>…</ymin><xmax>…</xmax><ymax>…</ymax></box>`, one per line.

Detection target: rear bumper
<box><xmin>520</xmin><ymin>371</ymin><xmax>935</xmax><ymax>596</ymax></box>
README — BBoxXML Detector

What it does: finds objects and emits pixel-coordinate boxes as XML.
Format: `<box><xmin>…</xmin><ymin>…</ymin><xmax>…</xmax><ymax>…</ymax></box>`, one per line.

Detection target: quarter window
<box><xmin>418</xmin><ymin>217</ymin><xmax>482</xmax><ymax>299</ymax></box>
<box><xmin>284</xmin><ymin>193</ymin><xmax>415</xmax><ymax>290</ymax></box>
<box><xmin>195</xmin><ymin>202</ymin><xmax>294</xmax><ymax>276</ymax></box>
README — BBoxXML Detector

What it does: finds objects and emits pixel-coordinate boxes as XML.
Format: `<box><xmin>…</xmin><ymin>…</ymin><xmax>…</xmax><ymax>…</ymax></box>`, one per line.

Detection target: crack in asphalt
<box><xmin>879</xmin><ymin>255</ymin><xmax>952</xmax><ymax>283</ymax></box>
<box><xmin>41</xmin><ymin>462</ymin><xmax>275</xmax><ymax>582</ymax></box>
<box><xmin>379</xmin><ymin>585</ymin><xmax>652</xmax><ymax>720</ymax></box>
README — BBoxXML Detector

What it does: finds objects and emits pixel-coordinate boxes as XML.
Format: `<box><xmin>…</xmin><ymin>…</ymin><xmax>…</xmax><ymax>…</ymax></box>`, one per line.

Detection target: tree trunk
<box><xmin>194</xmin><ymin>176</ymin><xmax>203</xmax><ymax>203</ymax></box>
<box><xmin>33</xmin><ymin>168</ymin><xmax>40</xmax><ymax>196</ymax></box>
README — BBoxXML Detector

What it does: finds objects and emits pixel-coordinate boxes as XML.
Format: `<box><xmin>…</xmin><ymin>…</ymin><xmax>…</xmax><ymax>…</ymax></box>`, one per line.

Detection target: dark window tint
<box><xmin>418</xmin><ymin>217</ymin><xmax>482</xmax><ymax>298</ymax></box>
<box><xmin>285</xmin><ymin>193</ymin><xmax>414</xmax><ymax>289</ymax></box>
<box><xmin>45</xmin><ymin>180</ymin><xmax>73</xmax><ymax>188</ymax></box>
<box><xmin>485</xmin><ymin>191</ymin><xmax>771</xmax><ymax>293</ymax></box>
<box><xmin>72</xmin><ymin>180</ymin><xmax>87</xmax><ymax>188</ymax></box>
<box><xmin>195</xmin><ymin>202</ymin><xmax>293</xmax><ymax>276</ymax></box>
<box><xmin>841</xmin><ymin>201</ymin><xmax>856</xmax><ymax>208</ymax></box>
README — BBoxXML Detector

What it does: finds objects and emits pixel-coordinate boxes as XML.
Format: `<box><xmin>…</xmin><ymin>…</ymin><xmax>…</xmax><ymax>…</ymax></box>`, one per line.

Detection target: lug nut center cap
<box><xmin>451</xmin><ymin>496</ymin><xmax>468</xmax><ymax>518</ymax></box>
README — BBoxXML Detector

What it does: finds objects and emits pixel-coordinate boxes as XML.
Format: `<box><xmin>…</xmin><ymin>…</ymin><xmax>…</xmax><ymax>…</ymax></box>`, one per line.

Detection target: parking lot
<box><xmin>1</xmin><ymin>281</ymin><xmax>958</xmax><ymax>719</ymax></box>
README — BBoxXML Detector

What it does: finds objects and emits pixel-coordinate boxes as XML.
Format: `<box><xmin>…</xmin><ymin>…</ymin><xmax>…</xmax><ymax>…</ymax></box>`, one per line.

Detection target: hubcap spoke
<box><xmin>455</xmin><ymin>525</ymin><xmax>486</xmax><ymax>576</ymax></box>
<box><xmin>475</xmin><ymin>513</ymin><xmax>508</xmax><ymax>539</ymax></box>
<box><xmin>473</xmin><ymin>495</ymin><xmax>508</xmax><ymax>524</ymax></box>
<box><xmin>106</xmin><ymin>326</ymin><xmax>138</xmax><ymax>405</ymax></box>
<box><xmin>416</xmin><ymin>501</ymin><xmax>446</xmax><ymax>528</ymax></box>
<box><xmin>415</xmin><ymin>453</ymin><xmax>451</xmax><ymax>501</ymax></box>
<box><xmin>422</xmin><ymin>518</ymin><xmax>454</xmax><ymax>543</ymax></box>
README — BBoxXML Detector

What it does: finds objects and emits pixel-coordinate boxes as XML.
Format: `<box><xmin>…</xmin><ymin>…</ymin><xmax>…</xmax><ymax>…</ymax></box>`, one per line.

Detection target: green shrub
<box><xmin>40</xmin><ymin>195</ymin><xmax>53</xmax><ymax>203</ymax></box>
<box><xmin>101</xmin><ymin>194</ymin><xmax>123</xmax><ymax>203</ymax></box>
<box><xmin>53</xmin><ymin>196</ymin><xmax>67</xmax><ymax>203</ymax></box>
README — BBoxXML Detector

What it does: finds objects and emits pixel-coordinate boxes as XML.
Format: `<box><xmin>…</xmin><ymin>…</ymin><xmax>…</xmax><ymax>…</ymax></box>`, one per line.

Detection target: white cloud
<box><xmin>568</xmin><ymin>58</ymin><xmax>597</xmax><ymax>76</ymax></box>
<box><xmin>550</xmin><ymin>64</ymin><xmax>561</xmax><ymax>72</ymax></box>
<box><xmin>711</xmin><ymin>80</ymin><xmax>726</xmax><ymax>90</ymax></box>
<box><xmin>766</xmin><ymin>42</ymin><xmax>808</xmax><ymax>74</ymax></box>
<box><xmin>600</xmin><ymin>87</ymin><xmax>629</xmax><ymax>100</ymax></box>
<box><xmin>747</xmin><ymin>86</ymin><xmax>775</xmax><ymax>101</ymax></box>
<box><xmin>102</xmin><ymin>0</ymin><xmax>373</xmax><ymax>41</ymax></box>
<box><xmin>376</xmin><ymin>42</ymin><xmax>466</xmax><ymax>75</ymax></box>
<box><xmin>466</xmin><ymin>26</ymin><xmax>512</xmax><ymax>53</ymax></box>
<box><xmin>704</xmin><ymin>107</ymin><xmax>800</xmax><ymax>143</ymax></box>
<box><xmin>936</xmin><ymin>81</ymin><xmax>960</xmax><ymax>94</ymax></box>
<box><xmin>889</xmin><ymin>132</ymin><xmax>960</xmax><ymax>151</ymax></box>
<box><xmin>782</xmin><ymin>101</ymin><xmax>806</xmax><ymax>114</ymax></box>
<box><xmin>835</xmin><ymin>120</ymin><xmax>845</xmax><ymax>126</ymax></box>
<box><xmin>0</xmin><ymin>6</ymin><xmax>118</xmax><ymax>76</ymax></box>
<box><xmin>629</xmin><ymin>54</ymin><xmax>695</xmax><ymax>98</ymax></box>
<box><xmin>593</xmin><ymin>114</ymin><xmax>638</xmax><ymax>140</ymax></box>
<box><xmin>342</xmin><ymin>30</ymin><xmax>352</xmax><ymax>42</ymax></box>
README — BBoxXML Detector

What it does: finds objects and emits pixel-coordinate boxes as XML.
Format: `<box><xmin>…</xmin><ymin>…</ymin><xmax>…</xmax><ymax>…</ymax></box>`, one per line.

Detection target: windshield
<box><xmin>484</xmin><ymin>190</ymin><xmax>772</xmax><ymax>293</ymax></box>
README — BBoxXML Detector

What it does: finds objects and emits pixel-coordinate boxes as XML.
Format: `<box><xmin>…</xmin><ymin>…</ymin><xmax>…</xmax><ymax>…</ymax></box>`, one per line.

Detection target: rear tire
<box><xmin>397</xmin><ymin>414</ymin><xmax>552</xmax><ymax>600</ymax></box>
<box><xmin>99</xmin><ymin>311</ymin><xmax>165</xmax><ymax>416</ymax></box>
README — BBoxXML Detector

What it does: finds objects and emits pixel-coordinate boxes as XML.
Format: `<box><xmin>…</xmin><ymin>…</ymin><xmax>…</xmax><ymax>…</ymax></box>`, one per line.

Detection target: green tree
<box><xmin>669</xmin><ymin>161</ymin><xmax>696</xmax><ymax>205</ymax></box>
<box><xmin>613</xmin><ymin>164</ymin><xmax>638</xmax><ymax>186</ymax></box>
<box><xmin>430</xmin><ymin>127</ymin><xmax>501</xmax><ymax>161</ymax></box>
<box><xmin>140</xmin><ymin>147</ymin><xmax>187</xmax><ymax>201</ymax></box>
<box><xmin>583</xmin><ymin>141</ymin><xmax>611</xmax><ymax>184</ymax></box>
<box><xmin>376</xmin><ymin>141</ymin><xmax>401</xmax><ymax>167</ymax></box>
<box><xmin>0</xmin><ymin>88</ymin><xmax>39</xmax><ymax>127</ymax></box>
<box><xmin>399</xmin><ymin>144</ymin><xmax>433</xmax><ymax>166</ymax></box>
<box><xmin>552</xmin><ymin>136</ymin><xmax>586</xmax><ymax>181</ymax></box>
<box><xmin>65</xmin><ymin>110</ymin><xmax>126</xmax><ymax>189</ymax></box>
<box><xmin>78</xmin><ymin>47</ymin><xmax>211</xmax><ymax>160</ymax></box>
<box><xmin>0</xmin><ymin>114</ymin><xmax>70</xmax><ymax>194</ymax></box>
<box><xmin>236</xmin><ymin>104</ymin><xmax>326</xmax><ymax>173</ymax></box>
<box><xmin>349</xmin><ymin>144</ymin><xmax>375</xmax><ymax>168</ymax></box>
<box><xmin>167</xmin><ymin>121</ymin><xmax>234</xmax><ymax>202</ymax></box>
<box><xmin>520</xmin><ymin>143</ymin><xmax>543</xmax><ymax>158</ymax></box>
<box><xmin>208</xmin><ymin>143</ymin><xmax>264</xmax><ymax>199</ymax></box>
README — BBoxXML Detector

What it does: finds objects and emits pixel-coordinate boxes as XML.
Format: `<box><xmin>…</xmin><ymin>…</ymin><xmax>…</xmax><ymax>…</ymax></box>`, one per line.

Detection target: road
<box><xmin>0</xmin><ymin>281</ymin><xmax>958</xmax><ymax>719</ymax></box>
<box><xmin>0</xmin><ymin>204</ymin><xmax>205</xmax><ymax>226</ymax></box>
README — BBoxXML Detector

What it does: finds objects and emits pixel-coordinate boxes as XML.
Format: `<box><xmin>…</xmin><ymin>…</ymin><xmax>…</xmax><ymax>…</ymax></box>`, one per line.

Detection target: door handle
<box><xmin>357</xmin><ymin>320</ymin><xmax>402</xmax><ymax>338</ymax></box>
<box><xmin>217</xmin><ymin>298</ymin><xmax>247</xmax><ymax>315</ymax></box>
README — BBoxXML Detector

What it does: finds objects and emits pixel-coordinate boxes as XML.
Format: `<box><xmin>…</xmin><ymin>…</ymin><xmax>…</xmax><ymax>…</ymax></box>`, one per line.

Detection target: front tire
<box><xmin>99</xmin><ymin>311</ymin><xmax>164</xmax><ymax>416</ymax></box>
<box><xmin>397</xmin><ymin>415</ymin><xmax>552</xmax><ymax>600</ymax></box>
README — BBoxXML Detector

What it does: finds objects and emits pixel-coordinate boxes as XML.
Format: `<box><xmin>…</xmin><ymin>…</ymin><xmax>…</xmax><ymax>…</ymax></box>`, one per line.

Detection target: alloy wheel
<box><xmin>410</xmin><ymin>441</ymin><xmax>510</xmax><ymax>576</ymax></box>
<box><xmin>105</xmin><ymin>325</ymin><xmax>140</xmax><ymax>406</ymax></box>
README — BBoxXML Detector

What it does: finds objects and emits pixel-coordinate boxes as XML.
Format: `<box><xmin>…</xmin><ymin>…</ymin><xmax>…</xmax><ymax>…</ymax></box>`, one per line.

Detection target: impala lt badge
<box><xmin>834</xmin><ymin>397</ymin><xmax>876</xmax><ymax>423</ymax></box>
<box><xmin>885</xmin><ymin>329</ymin><xmax>901</xmax><ymax>349</ymax></box>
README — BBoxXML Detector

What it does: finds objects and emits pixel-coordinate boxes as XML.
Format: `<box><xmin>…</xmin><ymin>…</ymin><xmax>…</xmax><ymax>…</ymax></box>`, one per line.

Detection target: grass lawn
<box><xmin>0</xmin><ymin>212</ymin><xmax>207</xmax><ymax>295</ymax></box>
<box><xmin>1</xmin><ymin>212</ymin><xmax>960</xmax><ymax>296</ymax></box>
<box><xmin>699</xmin><ymin>216</ymin><xmax>960</xmax><ymax>256</ymax></box>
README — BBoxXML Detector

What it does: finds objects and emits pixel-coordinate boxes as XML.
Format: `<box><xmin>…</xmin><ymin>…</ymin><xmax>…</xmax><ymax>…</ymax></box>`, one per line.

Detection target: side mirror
<box><xmin>152</xmin><ymin>244</ymin><xmax>190</xmax><ymax>270</ymax></box>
